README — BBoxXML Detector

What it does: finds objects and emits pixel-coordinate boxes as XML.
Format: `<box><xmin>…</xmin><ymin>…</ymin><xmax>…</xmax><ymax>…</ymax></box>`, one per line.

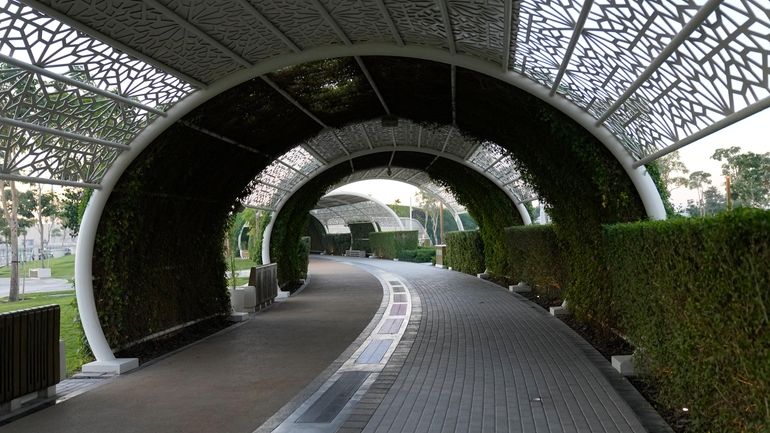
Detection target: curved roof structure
<box><xmin>2</xmin><ymin>0</ymin><xmax>768</xmax><ymax>192</ymax></box>
<box><xmin>7</xmin><ymin>0</ymin><xmax>768</xmax><ymax>372</ymax></box>
<box><xmin>242</xmin><ymin>119</ymin><xmax>535</xmax><ymax>218</ymax></box>
<box><xmin>310</xmin><ymin>191</ymin><xmax>405</xmax><ymax>233</ymax></box>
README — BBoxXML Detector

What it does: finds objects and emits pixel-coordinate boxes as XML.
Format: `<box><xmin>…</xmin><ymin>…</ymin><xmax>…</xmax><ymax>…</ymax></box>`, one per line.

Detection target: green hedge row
<box><xmin>397</xmin><ymin>248</ymin><xmax>436</xmax><ymax>264</ymax></box>
<box><xmin>369</xmin><ymin>231</ymin><xmax>418</xmax><ymax>259</ymax></box>
<box><xmin>322</xmin><ymin>233</ymin><xmax>351</xmax><ymax>255</ymax></box>
<box><xmin>603</xmin><ymin>210</ymin><xmax>770</xmax><ymax>433</ymax></box>
<box><xmin>444</xmin><ymin>231</ymin><xmax>484</xmax><ymax>274</ymax></box>
<box><xmin>503</xmin><ymin>210</ymin><xmax>770</xmax><ymax>432</ymax></box>
<box><xmin>504</xmin><ymin>225</ymin><xmax>567</xmax><ymax>296</ymax></box>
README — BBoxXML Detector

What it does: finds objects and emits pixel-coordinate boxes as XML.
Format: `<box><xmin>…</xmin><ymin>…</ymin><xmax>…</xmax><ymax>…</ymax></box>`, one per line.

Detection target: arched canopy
<box><xmin>7</xmin><ymin>0</ymin><xmax>767</xmax><ymax>372</ymax></box>
<box><xmin>241</xmin><ymin>118</ymin><xmax>535</xmax><ymax>223</ymax></box>
<box><xmin>310</xmin><ymin>191</ymin><xmax>405</xmax><ymax>233</ymax></box>
<box><xmin>3</xmin><ymin>0</ymin><xmax>768</xmax><ymax>198</ymax></box>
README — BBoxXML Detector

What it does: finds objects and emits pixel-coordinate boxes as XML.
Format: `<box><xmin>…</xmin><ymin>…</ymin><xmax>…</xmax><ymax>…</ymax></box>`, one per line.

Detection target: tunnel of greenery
<box><xmin>92</xmin><ymin>56</ymin><xmax>645</xmax><ymax>355</ymax></box>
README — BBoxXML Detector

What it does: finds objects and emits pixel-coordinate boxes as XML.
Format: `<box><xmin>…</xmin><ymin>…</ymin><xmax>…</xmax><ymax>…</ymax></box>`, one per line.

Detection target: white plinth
<box><xmin>81</xmin><ymin>358</ymin><xmax>139</xmax><ymax>374</ymax></box>
<box><xmin>612</xmin><ymin>355</ymin><xmax>635</xmax><ymax>376</ymax></box>
<box><xmin>276</xmin><ymin>289</ymin><xmax>290</xmax><ymax>299</ymax></box>
<box><xmin>230</xmin><ymin>312</ymin><xmax>249</xmax><ymax>322</ymax></box>
<box><xmin>509</xmin><ymin>282</ymin><xmax>531</xmax><ymax>293</ymax></box>
<box><xmin>550</xmin><ymin>300</ymin><xmax>569</xmax><ymax>316</ymax></box>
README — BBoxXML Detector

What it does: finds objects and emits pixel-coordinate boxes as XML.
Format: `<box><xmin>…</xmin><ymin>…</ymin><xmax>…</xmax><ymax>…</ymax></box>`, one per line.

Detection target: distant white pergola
<box><xmin>3</xmin><ymin>0</ymin><xmax>767</xmax><ymax>373</ymax></box>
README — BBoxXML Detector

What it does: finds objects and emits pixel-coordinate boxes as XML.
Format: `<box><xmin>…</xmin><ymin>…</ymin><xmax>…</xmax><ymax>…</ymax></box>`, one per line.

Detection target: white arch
<box><xmin>76</xmin><ymin>45</ymin><xmax>665</xmax><ymax>372</ymax></box>
<box><xmin>259</xmin><ymin>147</ymin><xmax>534</xmax><ymax>264</ymax></box>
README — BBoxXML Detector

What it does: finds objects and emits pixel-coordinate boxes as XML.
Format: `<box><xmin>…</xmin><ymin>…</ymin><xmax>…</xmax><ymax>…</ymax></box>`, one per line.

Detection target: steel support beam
<box><xmin>232</xmin><ymin>0</ymin><xmax>300</xmax><ymax>52</ymax></box>
<box><xmin>0</xmin><ymin>54</ymin><xmax>166</xmax><ymax>116</ymax></box>
<box><xmin>549</xmin><ymin>0</ymin><xmax>593</xmax><ymax>96</ymax></box>
<box><xmin>633</xmin><ymin>95</ymin><xmax>770</xmax><ymax>168</ymax></box>
<box><xmin>374</xmin><ymin>0</ymin><xmax>404</xmax><ymax>46</ymax></box>
<box><xmin>261</xmin><ymin>76</ymin><xmax>329</xmax><ymax>128</ymax></box>
<box><xmin>144</xmin><ymin>0</ymin><xmax>252</xmax><ymax>67</ymax></box>
<box><xmin>21</xmin><ymin>0</ymin><xmax>206</xmax><ymax>88</ymax></box>
<box><xmin>595</xmin><ymin>0</ymin><xmax>721</xmax><ymax>125</ymax></box>
<box><xmin>502</xmin><ymin>0</ymin><xmax>514</xmax><ymax>72</ymax></box>
<box><xmin>0</xmin><ymin>116</ymin><xmax>129</xmax><ymax>150</ymax></box>
<box><xmin>437</xmin><ymin>0</ymin><xmax>456</xmax><ymax>54</ymax></box>
<box><xmin>0</xmin><ymin>172</ymin><xmax>102</xmax><ymax>189</ymax></box>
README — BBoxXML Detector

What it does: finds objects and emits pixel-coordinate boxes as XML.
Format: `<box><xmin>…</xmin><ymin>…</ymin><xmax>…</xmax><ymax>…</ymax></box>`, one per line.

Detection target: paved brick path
<box><xmin>325</xmin><ymin>257</ymin><xmax>667</xmax><ymax>433</ymax></box>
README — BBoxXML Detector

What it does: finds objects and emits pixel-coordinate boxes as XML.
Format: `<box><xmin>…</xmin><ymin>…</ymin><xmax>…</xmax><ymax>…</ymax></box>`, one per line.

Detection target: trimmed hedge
<box><xmin>444</xmin><ymin>231</ymin><xmax>484</xmax><ymax>274</ymax></box>
<box><xmin>604</xmin><ymin>209</ymin><xmax>770</xmax><ymax>432</ymax></box>
<box><xmin>322</xmin><ymin>233</ymin><xmax>351</xmax><ymax>255</ymax></box>
<box><xmin>397</xmin><ymin>248</ymin><xmax>436</xmax><ymax>264</ymax></box>
<box><xmin>498</xmin><ymin>210</ymin><xmax>770</xmax><ymax>431</ymax></box>
<box><xmin>504</xmin><ymin>225</ymin><xmax>567</xmax><ymax>294</ymax></box>
<box><xmin>369</xmin><ymin>231</ymin><xmax>418</xmax><ymax>259</ymax></box>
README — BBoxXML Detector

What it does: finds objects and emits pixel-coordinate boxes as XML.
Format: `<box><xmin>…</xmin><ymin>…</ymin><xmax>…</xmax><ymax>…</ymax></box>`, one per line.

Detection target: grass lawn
<box><xmin>0</xmin><ymin>291</ymin><xmax>92</xmax><ymax>376</ymax></box>
<box><xmin>0</xmin><ymin>255</ymin><xmax>76</xmax><ymax>281</ymax></box>
<box><xmin>231</xmin><ymin>257</ymin><xmax>257</xmax><ymax>271</ymax></box>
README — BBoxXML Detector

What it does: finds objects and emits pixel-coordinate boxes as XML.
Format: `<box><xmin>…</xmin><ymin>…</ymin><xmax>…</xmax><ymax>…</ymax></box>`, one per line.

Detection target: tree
<box><xmin>657</xmin><ymin>152</ymin><xmax>689</xmax><ymax>193</ymax></box>
<box><xmin>703</xmin><ymin>186</ymin><xmax>726</xmax><ymax>216</ymax></box>
<box><xmin>416</xmin><ymin>191</ymin><xmax>440</xmax><ymax>245</ymax></box>
<box><xmin>17</xmin><ymin>186</ymin><xmax>56</xmax><ymax>259</ymax></box>
<box><xmin>712</xmin><ymin>147</ymin><xmax>770</xmax><ymax>209</ymax></box>
<box><xmin>0</xmin><ymin>181</ymin><xmax>27</xmax><ymax>301</ymax></box>
<box><xmin>687</xmin><ymin>171</ymin><xmax>712</xmax><ymax>217</ymax></box>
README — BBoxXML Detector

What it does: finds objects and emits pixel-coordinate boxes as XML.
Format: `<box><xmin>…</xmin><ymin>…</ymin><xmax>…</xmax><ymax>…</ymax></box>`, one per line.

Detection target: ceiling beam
<box><xmin>260</xmin><ymin>76</ymin><xmax>329</xmax><ymax>128</ymax></box>
<box><xmin>0</xmin><ymin>173</ymin><xmax>103</xmax><ymax>189</ymax></box>
<box><xmin>22</xmin><ymin>0</ymin><xmax>206</xmax><ymax>88</ymax></box>
<box><xmin>632</xmin><ymin>95</ymin><xmax>770</xmax><ymax>168</ymax></box>
<box><xmin>464</xmin><ymin>141</ymin><xmax>482</xmax><ymax>160</ymax></box>
<box><xmin>300</xmin><ymin>143</ymin><xmax>328</xmax><ymax>165</ymax></box>
<box><xmin>549</xmin><ymin>0</ymin><xmax>593</xmax><ymax>96</ymax></box>
<box><xmin>441</xmin><ymin>126</ymin><xmax>454</xmax><ymax>152</ymax></box>
<box><xmin>436</xmin><ymin>0</ymin><xmax>457</xmax><ymax>54</ymax></box>
<box><xmin>257</xmin><ymin>180</ymin><xmax>291</xmax><ymax>193</ymax></box>
<box><xmin>143</xmin><ymin>0</ymin><xmax>252</xmax><ymax>68</ymax></box>
<box><xmin>485</xmin><ymin>152</ymin><xmax>509</xmax><ymax>170</ymax></box>
<box><xmin>595</xmin><ymin>0</ymin><xmax>721</xmax><ymax>126</ymax></box>
<box><xmin>309</xmin><ymin>0</ymin><xmax>391</xmax><ymax>114</ymax></box>
<box><xmin>0</xmin><ymin>54</ymin><xmax>166</xmax><ymax>116</ymax></box>
<box><xmin>373</xmin><ymin>0</ymin><xmax>404</xmax><ymax>46</ymax></box>
<box><xmin>0</xmin><ymin>116</ymin><xmax>129</xmax><ymax>150</ymax></box>
<box><xmin>232</xmin><ymin>0</ymin><xmax>300</xmax><ymax>52</ymax></box>
<box><xmin>360</xmin><ymin>125</ymin><xmax>374</xmax><ymax>149</ymax></box>
<box><xmin>502</xmin><ymin>0</ymin><xmax>513</xmax><ymax>72</ymax></box>
<box><xmin>451</xmin><ymin>65</ymin><xmax>457</xmax><ymax>125</ymax></box>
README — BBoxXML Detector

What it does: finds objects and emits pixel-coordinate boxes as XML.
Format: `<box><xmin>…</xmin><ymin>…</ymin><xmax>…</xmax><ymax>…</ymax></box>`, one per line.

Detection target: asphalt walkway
<box><xmin>0</xmin><ymin>259</ymin><xmax>383</xmax><ymax>433</ymax></box>
<box><xmin>1</xmin><ymin>256</ymin><xmax>668</xmax><ymax>433</ymax></box>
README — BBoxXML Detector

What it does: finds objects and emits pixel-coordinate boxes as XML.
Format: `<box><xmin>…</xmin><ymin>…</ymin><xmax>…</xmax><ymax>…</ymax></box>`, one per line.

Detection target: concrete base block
<box><xmin>81</xmin><ymin>358</ymin><xmax>139</xmax><ymax>374</ymax></box>
<box><xmin>38</xmin><ymin>385</ymin><xmax>56</xmax><ymax>399</ymax></box>
<box><xmin>612</xmin><ymin>355</ymin><xmax>635</xmax><ymax>376</ymax></box>
<box><xmin>59</xmin><ymin>340</ymin><xmax>66</xmax><ymax>380</ymax></box>
<box><xmin>276</xmin><ymin>289</ymin><xmax>290</xmax><ymax>299</ymax></box>
<box><xmin>229</xmin><ymin>288</ymin><xmax>245</xmax><ymax>312</ymax></box>
<box><xmin>434</xmin><ymin>264</ymin><xmax>444</xmax><ymax>269</ymax></box>
<box><xmin>549</xmin><ymin>306</ymin><xmax>569</xmax><ymax>316</ymax></box>
<box><xmin>509</xmin><ymin>282</ymin><xmax>531</xmax><ymax>293</ymax></box>
<box><xmin>239</xmin><ymin>286</ymin><xmax>257</xmax><ymax>312</ymax></box>
<box><xmin>476</xmin><ymin>273</ymin><xmax>489</xmax><ymax>279</ymax></box>
<box><xmin>230</xmin><ymin>312</ymin><xmax>249</xmax><ymax>322</ymax></box>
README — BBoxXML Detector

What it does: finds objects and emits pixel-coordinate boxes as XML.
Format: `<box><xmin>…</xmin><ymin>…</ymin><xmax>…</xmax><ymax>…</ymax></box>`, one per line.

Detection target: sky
<box><xmin>335</xmin><ymin>107</ymin><xmax>770</xmax><ymax>211</ymax></box>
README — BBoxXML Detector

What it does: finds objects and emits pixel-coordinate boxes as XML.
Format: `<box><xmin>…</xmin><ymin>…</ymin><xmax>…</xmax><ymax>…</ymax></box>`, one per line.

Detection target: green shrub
<box><xmin>397</xmin><ymin>248</ymin><xmax>436</xmax><ymax>263</ymax></box>
<box><xmin>445</xmin><ymin>231</ymin><xmax>484</xmax><ymax>274</ymax></box>
<box><xmin>322</xmin><ymin>233</ymin><xmax>351</xmax><ymax>254</ymax></box>
<box><xmin>369</xmin><ymin>230</ymin><xmax>418</xmax><ymax>259</ymax></box>
<box><xmin>495</xmin><ymin>211</ymin><xmax>770</xmax><ymax>431</ymax></box>
<box><xmin>351</xmin><ymin>239</ymin><xmax>369</xmax><ymax>252</ymax></box>
<box><xmin>603</xmin><ymin>209</ymin><xmax>770</xmax><ymax>432</ymax></box>
<box><xmin>504</xmin><ymin>225</ymin><xmax>567</xmax><ymax>295</ymax></box>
